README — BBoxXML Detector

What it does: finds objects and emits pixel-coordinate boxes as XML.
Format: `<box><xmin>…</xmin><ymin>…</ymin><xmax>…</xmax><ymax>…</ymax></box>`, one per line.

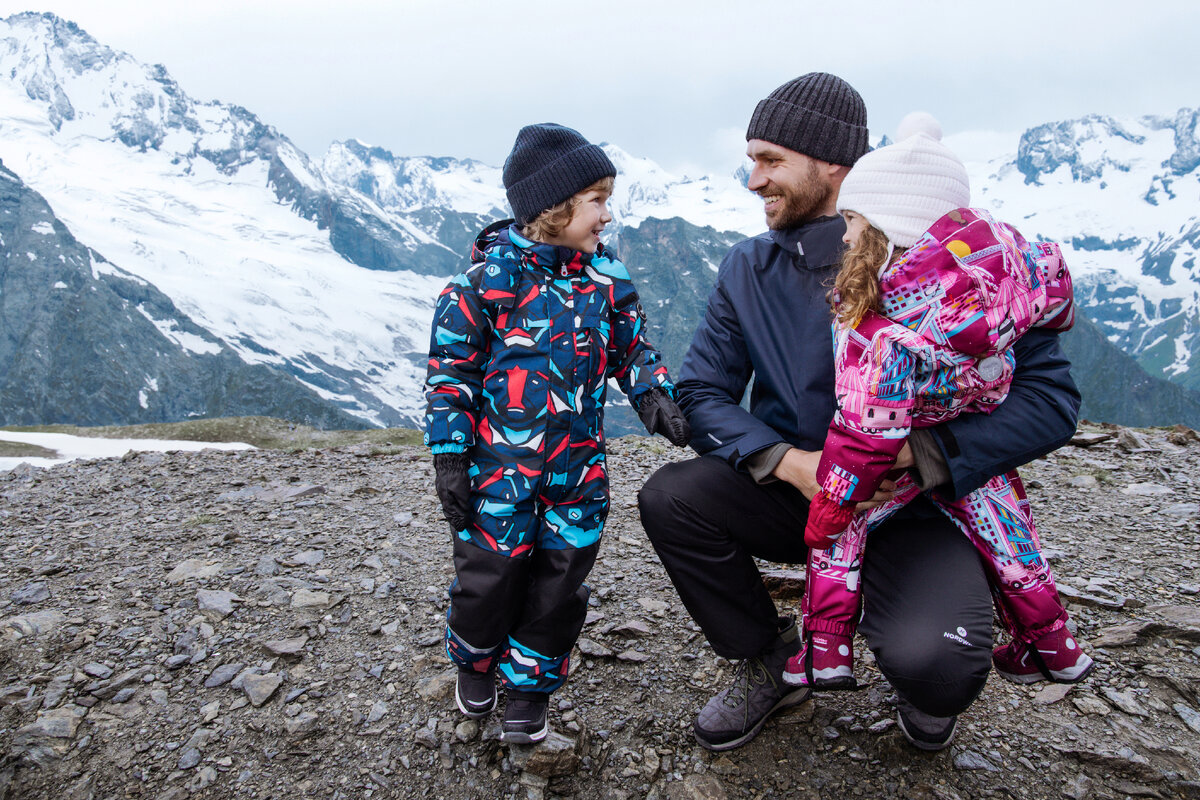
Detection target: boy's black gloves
<box><xmin>638</xmin><ymin>388</ymin><xmax>691</xmax><ymax>447</ymax></box>
<box><xmin>433</xmin><ymin>452</ymin><xmax>471</xmax><ymax>531</ymax></box>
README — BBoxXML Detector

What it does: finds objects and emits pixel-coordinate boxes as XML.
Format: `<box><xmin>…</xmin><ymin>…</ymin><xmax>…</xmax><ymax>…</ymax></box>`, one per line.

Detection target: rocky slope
<box><xmin>1</xmin><ymin>426</ymin><xmax>1199</xmax><ymax>799</ymax></box>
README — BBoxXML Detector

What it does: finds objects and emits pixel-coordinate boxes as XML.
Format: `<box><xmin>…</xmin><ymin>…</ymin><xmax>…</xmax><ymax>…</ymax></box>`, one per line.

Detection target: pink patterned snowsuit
<box><xmin>803</xmin><ymin>208</ymin><xmax>1076</xmax><ymax>651</ymax></box>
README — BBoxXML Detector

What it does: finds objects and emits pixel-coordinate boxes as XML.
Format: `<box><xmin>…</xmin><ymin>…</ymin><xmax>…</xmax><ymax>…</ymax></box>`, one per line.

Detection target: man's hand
<box><xmin>771</xmin><ymin>448</ymin><xmax>821</xmax><ymax>499</ymax></box>
<box><xmin>773</xmin><ymin>446</ymin><xmax>905</xmax><ymax>508</ymax></box>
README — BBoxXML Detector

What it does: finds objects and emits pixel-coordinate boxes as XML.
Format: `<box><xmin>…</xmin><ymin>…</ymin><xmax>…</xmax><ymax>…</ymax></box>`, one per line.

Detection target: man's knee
<box><xmin>877</xmin><ymin>636</ymin><xmax>991</xmax><ymax>717</ymax></box>
<box><xmin>638</xmin><ymin>459</ymin><xmax>700</xmax><ymax>542</ymax></box>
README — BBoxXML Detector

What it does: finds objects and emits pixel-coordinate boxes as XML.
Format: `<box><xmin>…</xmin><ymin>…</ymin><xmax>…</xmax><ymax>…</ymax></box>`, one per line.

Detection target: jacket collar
<box><xmin>769</xmin><ymin>215</ymin><xmax>846</xmax><ymax>271</ymax></box>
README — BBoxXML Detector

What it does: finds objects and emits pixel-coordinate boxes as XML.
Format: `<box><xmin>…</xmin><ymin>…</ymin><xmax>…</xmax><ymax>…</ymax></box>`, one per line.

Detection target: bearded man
<box><xmin>638</xmin><ymin>73</ymin><xmax>1081</xmax><ymax>752</ymax></box>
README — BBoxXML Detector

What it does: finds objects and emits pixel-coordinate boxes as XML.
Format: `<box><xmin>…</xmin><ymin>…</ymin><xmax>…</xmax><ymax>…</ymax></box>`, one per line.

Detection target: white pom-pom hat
<box><xmin>835</xmin><ymin>111</ymin><xmax>969</xmax><ymax>248</ymax></box>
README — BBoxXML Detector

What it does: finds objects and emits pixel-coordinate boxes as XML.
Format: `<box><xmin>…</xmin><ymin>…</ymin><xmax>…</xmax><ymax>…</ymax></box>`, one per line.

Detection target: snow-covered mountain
<box><xmin>948</xmin><ymin>112</ymin><xmax>1200</xmax><ymax>389</ymax></box>
<box><xmin>2</xmin><ymin>11</ymin><xmax>1199</xmax><ymax>431</ymax></box>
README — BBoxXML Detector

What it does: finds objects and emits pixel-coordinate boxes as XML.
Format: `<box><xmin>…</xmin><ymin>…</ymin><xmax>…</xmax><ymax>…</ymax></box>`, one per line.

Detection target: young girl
<box><xmin>782</xmin><ymin>114</ymin><xmax>1094</xmax><ymax>693</ymax></box>
<box><xmin>425</xmin><ymin>123</ymin><xmax>690</xmax><ymax>744</ymax></box>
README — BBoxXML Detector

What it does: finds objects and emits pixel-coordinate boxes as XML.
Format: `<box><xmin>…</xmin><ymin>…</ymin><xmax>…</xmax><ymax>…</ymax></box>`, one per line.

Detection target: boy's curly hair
<box><xmin>833</xmin><ymin>222</ymin><xmax>899</xmax><ymax>328</ymax></box>
<box><xmin>521</xmin><ymin>177</ymin><xmax>615</xmax><ymax>243</ymax></box>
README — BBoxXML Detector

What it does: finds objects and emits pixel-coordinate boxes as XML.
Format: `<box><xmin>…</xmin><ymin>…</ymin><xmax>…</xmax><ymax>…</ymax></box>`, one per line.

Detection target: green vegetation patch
<box><xmin>0</xmin><ymin>417</ymin><xmax>423</xmax><ymax>452</ymax></box>
<box><xmin>0</xmin><ymin>439</ymin><xmax>59</xmax><ymax>459</ymax></box>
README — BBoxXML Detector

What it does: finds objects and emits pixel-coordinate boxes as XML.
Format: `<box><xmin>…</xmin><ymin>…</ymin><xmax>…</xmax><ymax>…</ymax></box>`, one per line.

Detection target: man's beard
<box><xmin>763</xmin><ymin>161</ymin><xmax>835</xmax><ymax>231</ymax></box>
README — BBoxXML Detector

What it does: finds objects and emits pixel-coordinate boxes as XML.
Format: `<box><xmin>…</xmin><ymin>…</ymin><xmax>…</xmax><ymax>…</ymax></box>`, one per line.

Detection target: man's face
<box><xmin>745</xmin><ymin>140</ymin><xmax>837</xmax><ymax>230</ymax></box>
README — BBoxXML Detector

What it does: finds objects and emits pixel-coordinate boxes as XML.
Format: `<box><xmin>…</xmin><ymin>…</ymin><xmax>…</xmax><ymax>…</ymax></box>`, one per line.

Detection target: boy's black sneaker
<box><xmin>501</xmin><ymin>691</ymin><xmax>548</xmax><ymax>744</ymax></box>
<box><xmin>896</xmin><ymin>697</ymin><xmax>957</xmax><ymax>751</ymax></box>
<box><xmin>455</xmin><ymin>668</ymin><xmax>497</xmax><ymax>719</ymax></box>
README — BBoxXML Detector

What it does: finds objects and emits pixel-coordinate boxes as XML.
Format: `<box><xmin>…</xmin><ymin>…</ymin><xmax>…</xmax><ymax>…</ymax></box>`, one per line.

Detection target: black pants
<box><xmin>638</xmin><ymin>456</ymin><xmax>993</xmax><ymax>717</ymax></box>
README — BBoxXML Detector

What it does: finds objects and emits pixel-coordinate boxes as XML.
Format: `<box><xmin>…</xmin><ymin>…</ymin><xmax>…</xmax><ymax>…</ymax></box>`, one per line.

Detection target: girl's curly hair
<box><xmin>521</xmin><ymin>177</ymin><xmax>615</xmax><ymax>243</ymax></box>
<box><xmin>833</xmin><ymin>222</ymin><xmax>897</xmax><ymax>328</ymax></box>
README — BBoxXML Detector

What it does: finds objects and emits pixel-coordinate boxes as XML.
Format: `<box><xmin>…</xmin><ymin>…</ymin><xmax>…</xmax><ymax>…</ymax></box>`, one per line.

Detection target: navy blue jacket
<box><xmin>677</xmin><ymin>215</ymin><xmax>1081</xmax><ymax>501</ymax></box>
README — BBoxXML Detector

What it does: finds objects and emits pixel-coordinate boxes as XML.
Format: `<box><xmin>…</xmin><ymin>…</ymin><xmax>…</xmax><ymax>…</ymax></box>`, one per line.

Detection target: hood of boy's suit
<box><xmin>878</xmin><ymin>207</ymin><xmax>1057</xmax><ymax>358</ymax></box>
<box><xmin>469</xmin><ymin>220</ymin><xmax>615</xmax><ymax>274</ymax></box>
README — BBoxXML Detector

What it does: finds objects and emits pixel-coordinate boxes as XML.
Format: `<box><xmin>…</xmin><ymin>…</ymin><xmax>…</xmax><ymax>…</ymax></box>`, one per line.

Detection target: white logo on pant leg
<box><xmin>943</xmin><ymin>626</ymin><xmax>977</xmax><ymax>647</ymax></box>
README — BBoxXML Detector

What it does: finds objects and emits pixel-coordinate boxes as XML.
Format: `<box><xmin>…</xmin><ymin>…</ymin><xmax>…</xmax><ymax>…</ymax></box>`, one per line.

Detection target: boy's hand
<box><xmin>638</xmin><ymin>389</ymin><xmax>691</xmax><ymax>446</ymax></box>
<box><xmin>433</xmin><ymin>453</ymin><xmax>471</xmax><ymax>531</ymax></box>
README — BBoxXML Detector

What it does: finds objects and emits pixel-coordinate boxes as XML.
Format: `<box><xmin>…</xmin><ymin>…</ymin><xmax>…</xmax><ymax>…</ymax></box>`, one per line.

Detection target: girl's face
<box><xmin>841</xmin><ymin>210</ymin><xmax>871</xmax><ymax>249</ymax></box>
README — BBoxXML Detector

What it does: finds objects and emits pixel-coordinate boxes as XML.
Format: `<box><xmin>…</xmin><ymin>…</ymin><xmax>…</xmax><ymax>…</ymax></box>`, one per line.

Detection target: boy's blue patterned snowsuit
<box><xmin>425</xmin><ymin>220</ymin><xmax>676</xmax><ymax>693</ymax></box>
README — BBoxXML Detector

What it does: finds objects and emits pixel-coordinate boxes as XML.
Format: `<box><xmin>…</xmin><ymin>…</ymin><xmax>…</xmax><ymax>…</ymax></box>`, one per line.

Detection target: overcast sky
<box><xmin>9</xmin><ymin>0</ymin><xmax>1199</xmax><ymax>175</ymax></box>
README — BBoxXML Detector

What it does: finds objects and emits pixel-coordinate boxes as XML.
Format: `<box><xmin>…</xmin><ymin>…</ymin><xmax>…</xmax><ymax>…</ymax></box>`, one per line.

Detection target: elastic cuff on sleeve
<box><xmin>430</xmin><ymin>443</ymin><xmax>468</xmax><ymax>455</ymax></box>
<box><xmin>908</xmin><ymin>428</ymin><xmax>950</xmax><ymax>492</ymax></box>
<box><xmin>745</xmin><ymin>443</ymin><xmax>792</xmax><ymax>484</ymax></box>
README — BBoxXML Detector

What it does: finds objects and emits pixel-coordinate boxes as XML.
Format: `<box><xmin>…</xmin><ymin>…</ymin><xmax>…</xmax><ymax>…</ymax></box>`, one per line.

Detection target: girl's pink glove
<box><xmin>804</xmin><ymin>491</ymin><xmax>857</xmax><ymax>550</ymax></box>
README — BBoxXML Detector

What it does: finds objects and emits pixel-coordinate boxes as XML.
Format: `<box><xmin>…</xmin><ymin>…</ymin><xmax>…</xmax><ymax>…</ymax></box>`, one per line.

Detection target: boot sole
<box><xmin>693</xmin><ymin>687</ymin><xmax>811</xmax><ymax>752</ymax></box>
<box><xmin>455</xmin><ymin>680</ymin><xmax>497</xmax><ymax>719</ymax></box>
<box><xmin>500</xmin><ymin>720</ymin><xmax>548</xmax><ymax>745</ymax></box>
<box><xmin>995</xmin><ymin>654</ymin><xmax>1096</xmax><ymax>685</ymax></box>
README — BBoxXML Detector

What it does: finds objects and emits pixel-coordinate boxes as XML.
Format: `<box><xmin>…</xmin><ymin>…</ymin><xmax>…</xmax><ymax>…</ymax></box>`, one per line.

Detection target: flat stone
<box><xmin>285</xmin><ymin>711</ymin><xmax>321</xmax><ymax>739</ymax></box>
<box><xmin>90</xmin><ymin>668</ymin><xmax>149</xmax><ymax>700</ymax></box>
<box><xmin>1072</xmin><ymin>694</ymin><xmax>1111</xmax><ymax>715</ymax></box>
<box><xmin>667</xmin><ymin>773</ymin><xmax>729</xmax><ymax>800</ymax></box>
<box><xmin>167</xmin><ymin>559</ymin><xmax>223</xmax><ymax>584</ymax></box>
<box><xmin>1057</xmin><ymin>583</ymin><xmax>1127</xmax><ymax>610</ymax></box>
<box><xmin>509</xmin><ymin>731</ymin><xmax>580</xmax><ymax>778</ymax></box>
<box><xmin>204</xmin><ymin>663</ymin><xmax>244</xmax><ymax>688</ymax></box>
<box><xmin>415</xmin><ymin>669</ymin><xmax>456</xmax><ymax>702</ymax></box>
<box><xmin>10</xmin><ymin>581</ymin><xmax>50</xmax><ymax>605</ymax></box>
<box><xmin>1033</xmin><ymin>683</ymin><xmax>1073</xmax><ymax>705</ymax></box>
<box><xmin>454</xmin><ymin>719</ymin><xmax>478</xmax><ymax>742</ymax></box>
<box><xmin>82</xmin><ymin>663</ymin><xmax>113</xmax><ymax>680</ymax></box>
<box><xmin>1067</xmin><ymin>475</ymin><xmax>1098</xmax><ymax>489</ymax></box>
<box><xmin>1162</xmin><ymin>502</ymin><xmax>1200</xmax><ymax>518</ymax></box>
<box><xmin>242</xmin><ymin>673</ymin><xmax>282</xmax><ymax>707</ymax></box>
<box><xmin>611</xmin><ymin>620</ymin><xmax>652</xmax><ymax>638</ymax></box>
<box><xmin>367</xmin><ymin>700</ymin><xmax>388</xmax><ymax>724</ymax></box>
<box><xmin>1101</xmin><ymin>688</ymin><xmax>1149</xmax><ymax>716</ymax></box>
<box><xmin>1153</xmin><ymin>604</ymin><xmax>1200</xmax><ymax>641</ymax></box>
<box><xmin>262</xmin><ymin>635</ymin><xmax>309</xmax><ymax>656</ymax></box>
<box><xmin>1</xmin><ymin>609</ymin><xmax>65</xmax><ymax>639</ymax></box>
<box><xmin>283</xmin><ymin>549</ymin><xmax>324</xmax><ymax>567</ymax></box>
<box><xmin>636</xmin><ymin>597</ymin><xmax>669</xmax><ymax>616</ymax></box>
<box><xmin>1070</xmin><ymin>431</ymin><xmax>1113</xmax><ymax>447</ymax></box>
<box><xmin>1091</xmin><ymin>620</ymin><xmax>1155</xmax><ymax>647</ymax></box>
<box><xmin>177</xmin><ymin>748</ymin><xmax>202</xmax><ymax>770</ymax></box>
<box><xmin>290</xmin><ymin>589</ymin><xmax>330</xmax><ymax>609</ymax></box>
<box><xmin>1174</xmin><ymin>703</ymin><xmax>1200</xmax><ymax>734</ymax></box>
<box><xmin>1120</xmin><ymin>482</ymin><xmax>1172</xmax><ymax>496</ymax></box>
<box><xmin>254</xmin><ymin>556</ymin><xmax>279</xmax><ymax>576</ymax></box>
<box><xmin>13</xmin><ymin>704</ymin><xmax>88</xmax><ymax>740</ymax></box>
<box><xmin>576</xmin><ymin>637</ymin><xmax>613</xmax><ymax>658</ymax></box>
<box><xmin>953</xmin><ymin>750</ymin><xmax>1000</xmax><ymax>771</ymax></box>
<box><xmin>196</xmin><ymin>589</ymin><xmax>240</xmax><ymax>621</ymax></box>
<box><xmin>615</xmin><ymin>649</ymin><xmax>650</xmax><ymax>663</ymax></box>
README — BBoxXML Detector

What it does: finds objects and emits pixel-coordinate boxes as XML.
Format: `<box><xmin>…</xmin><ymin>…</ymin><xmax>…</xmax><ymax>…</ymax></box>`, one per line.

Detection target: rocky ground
<box><xmin>1</xmin><ymin>423</ymin><xmax>1199</xmax><ymax>800</ymax></box>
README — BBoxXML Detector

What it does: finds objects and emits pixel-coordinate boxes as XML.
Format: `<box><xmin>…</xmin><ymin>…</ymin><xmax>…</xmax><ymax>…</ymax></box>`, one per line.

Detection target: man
<box><xmin>637</xmin><ymin>73</ymin><xmax>1080</xmax><ymax>752</ymax></box>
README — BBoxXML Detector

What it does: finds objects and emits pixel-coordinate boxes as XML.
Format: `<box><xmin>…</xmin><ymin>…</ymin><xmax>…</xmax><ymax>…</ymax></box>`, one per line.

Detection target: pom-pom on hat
<box><xmin>746</xmin><ymin>72</ymin><xmax>869</xmax><ymax>167</ymax></box>
<box><xmin>835</xmin><ymin>111</ymin><xmax>970</xmax><ymax>248</ymax></box>
<box><xmin>503</xmin><ymin>123</ymin><xmax>617</xmax><ymax>226</ymax></box>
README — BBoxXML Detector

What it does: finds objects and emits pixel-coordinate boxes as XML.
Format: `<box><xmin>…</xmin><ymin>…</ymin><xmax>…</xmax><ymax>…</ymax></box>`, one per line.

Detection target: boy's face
<box><xmin>544</xmin><ymin>188</ymin><xmax>613</xmax><ymax>254</ymax></box>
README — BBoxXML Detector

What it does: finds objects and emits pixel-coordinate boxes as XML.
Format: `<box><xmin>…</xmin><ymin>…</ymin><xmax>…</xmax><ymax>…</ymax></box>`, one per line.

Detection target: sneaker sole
<box><xmin>896</xmin><ymin>711</ymin><xmax>956</xmax><ymax>752</ymax></box>
<box><xmin>994</xmin><ymin>653</ymin><xmax>1096</xmax><ymax>685</ymax></box>
<box><xmin>455</xmin><ymin>681</ymin><xmax>496</xmax><ymax>719</ymax></box>
<box><xmin>500</xmin><ymin>720</ymin><xmax>548</xmax><ymax>745</ymax></box>
<box><xmin>693</xmin><ymin>687</ymin><xmax>811</xmax><ymax>752</ymax></box>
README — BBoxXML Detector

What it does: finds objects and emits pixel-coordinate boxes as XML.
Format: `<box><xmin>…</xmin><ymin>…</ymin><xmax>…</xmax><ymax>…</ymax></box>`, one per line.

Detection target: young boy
<box><xmin>424</xmin><ymin>123</ymin><xmax>690</xmax><ymax>744</ymax></box>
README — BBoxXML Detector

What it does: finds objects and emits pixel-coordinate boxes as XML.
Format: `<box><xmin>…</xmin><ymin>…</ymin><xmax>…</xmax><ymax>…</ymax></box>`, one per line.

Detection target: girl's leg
<box><xmin>933</xmin><ymin>472</ymin><xmax>1093</xmax><ymax>683</ymax></box>
<box><xmin>932</xmin><ymin>472</ymin><xmax>1067</xmax><ymax>642</ymax></box>
<box><xmin>788</xmin><ymin>475</ymin><xmax>923</xmax><ymax>690</ymax></box>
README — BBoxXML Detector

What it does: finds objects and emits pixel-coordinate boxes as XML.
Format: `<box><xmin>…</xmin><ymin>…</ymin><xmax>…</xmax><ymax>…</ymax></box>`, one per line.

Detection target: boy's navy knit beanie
<box><xmin>746</xmin><ymin>73</ymin><xmax>869</xmax><ymax>167</ymax></box>
<box><xmin>503</xmin><ymin>123</ymin><xmax>616</xmax><ymax>226</ymax></box>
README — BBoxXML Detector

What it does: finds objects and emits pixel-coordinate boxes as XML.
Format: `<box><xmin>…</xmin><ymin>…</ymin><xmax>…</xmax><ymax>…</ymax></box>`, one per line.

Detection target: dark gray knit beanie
<box><xmin>746</xmin><ymin>73</ymin><xmax>869</xmax><ymax>166</ymax></box>
<box><xmin>503</xmin><ymin>123</ymin><xmax>617</xmax><ymax>225</ymax></box>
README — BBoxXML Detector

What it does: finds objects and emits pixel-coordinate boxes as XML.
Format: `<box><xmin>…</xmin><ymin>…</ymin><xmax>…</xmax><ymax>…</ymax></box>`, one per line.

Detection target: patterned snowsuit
<box><xmin>425</xmin><ymin>220</ymin><xmax>675</xmax><ymax>694</ymax></box>
<box><xmin>804</xmin><ymin>208</ymin><xmax>1077</xmax><ymax>650</ymax></box>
